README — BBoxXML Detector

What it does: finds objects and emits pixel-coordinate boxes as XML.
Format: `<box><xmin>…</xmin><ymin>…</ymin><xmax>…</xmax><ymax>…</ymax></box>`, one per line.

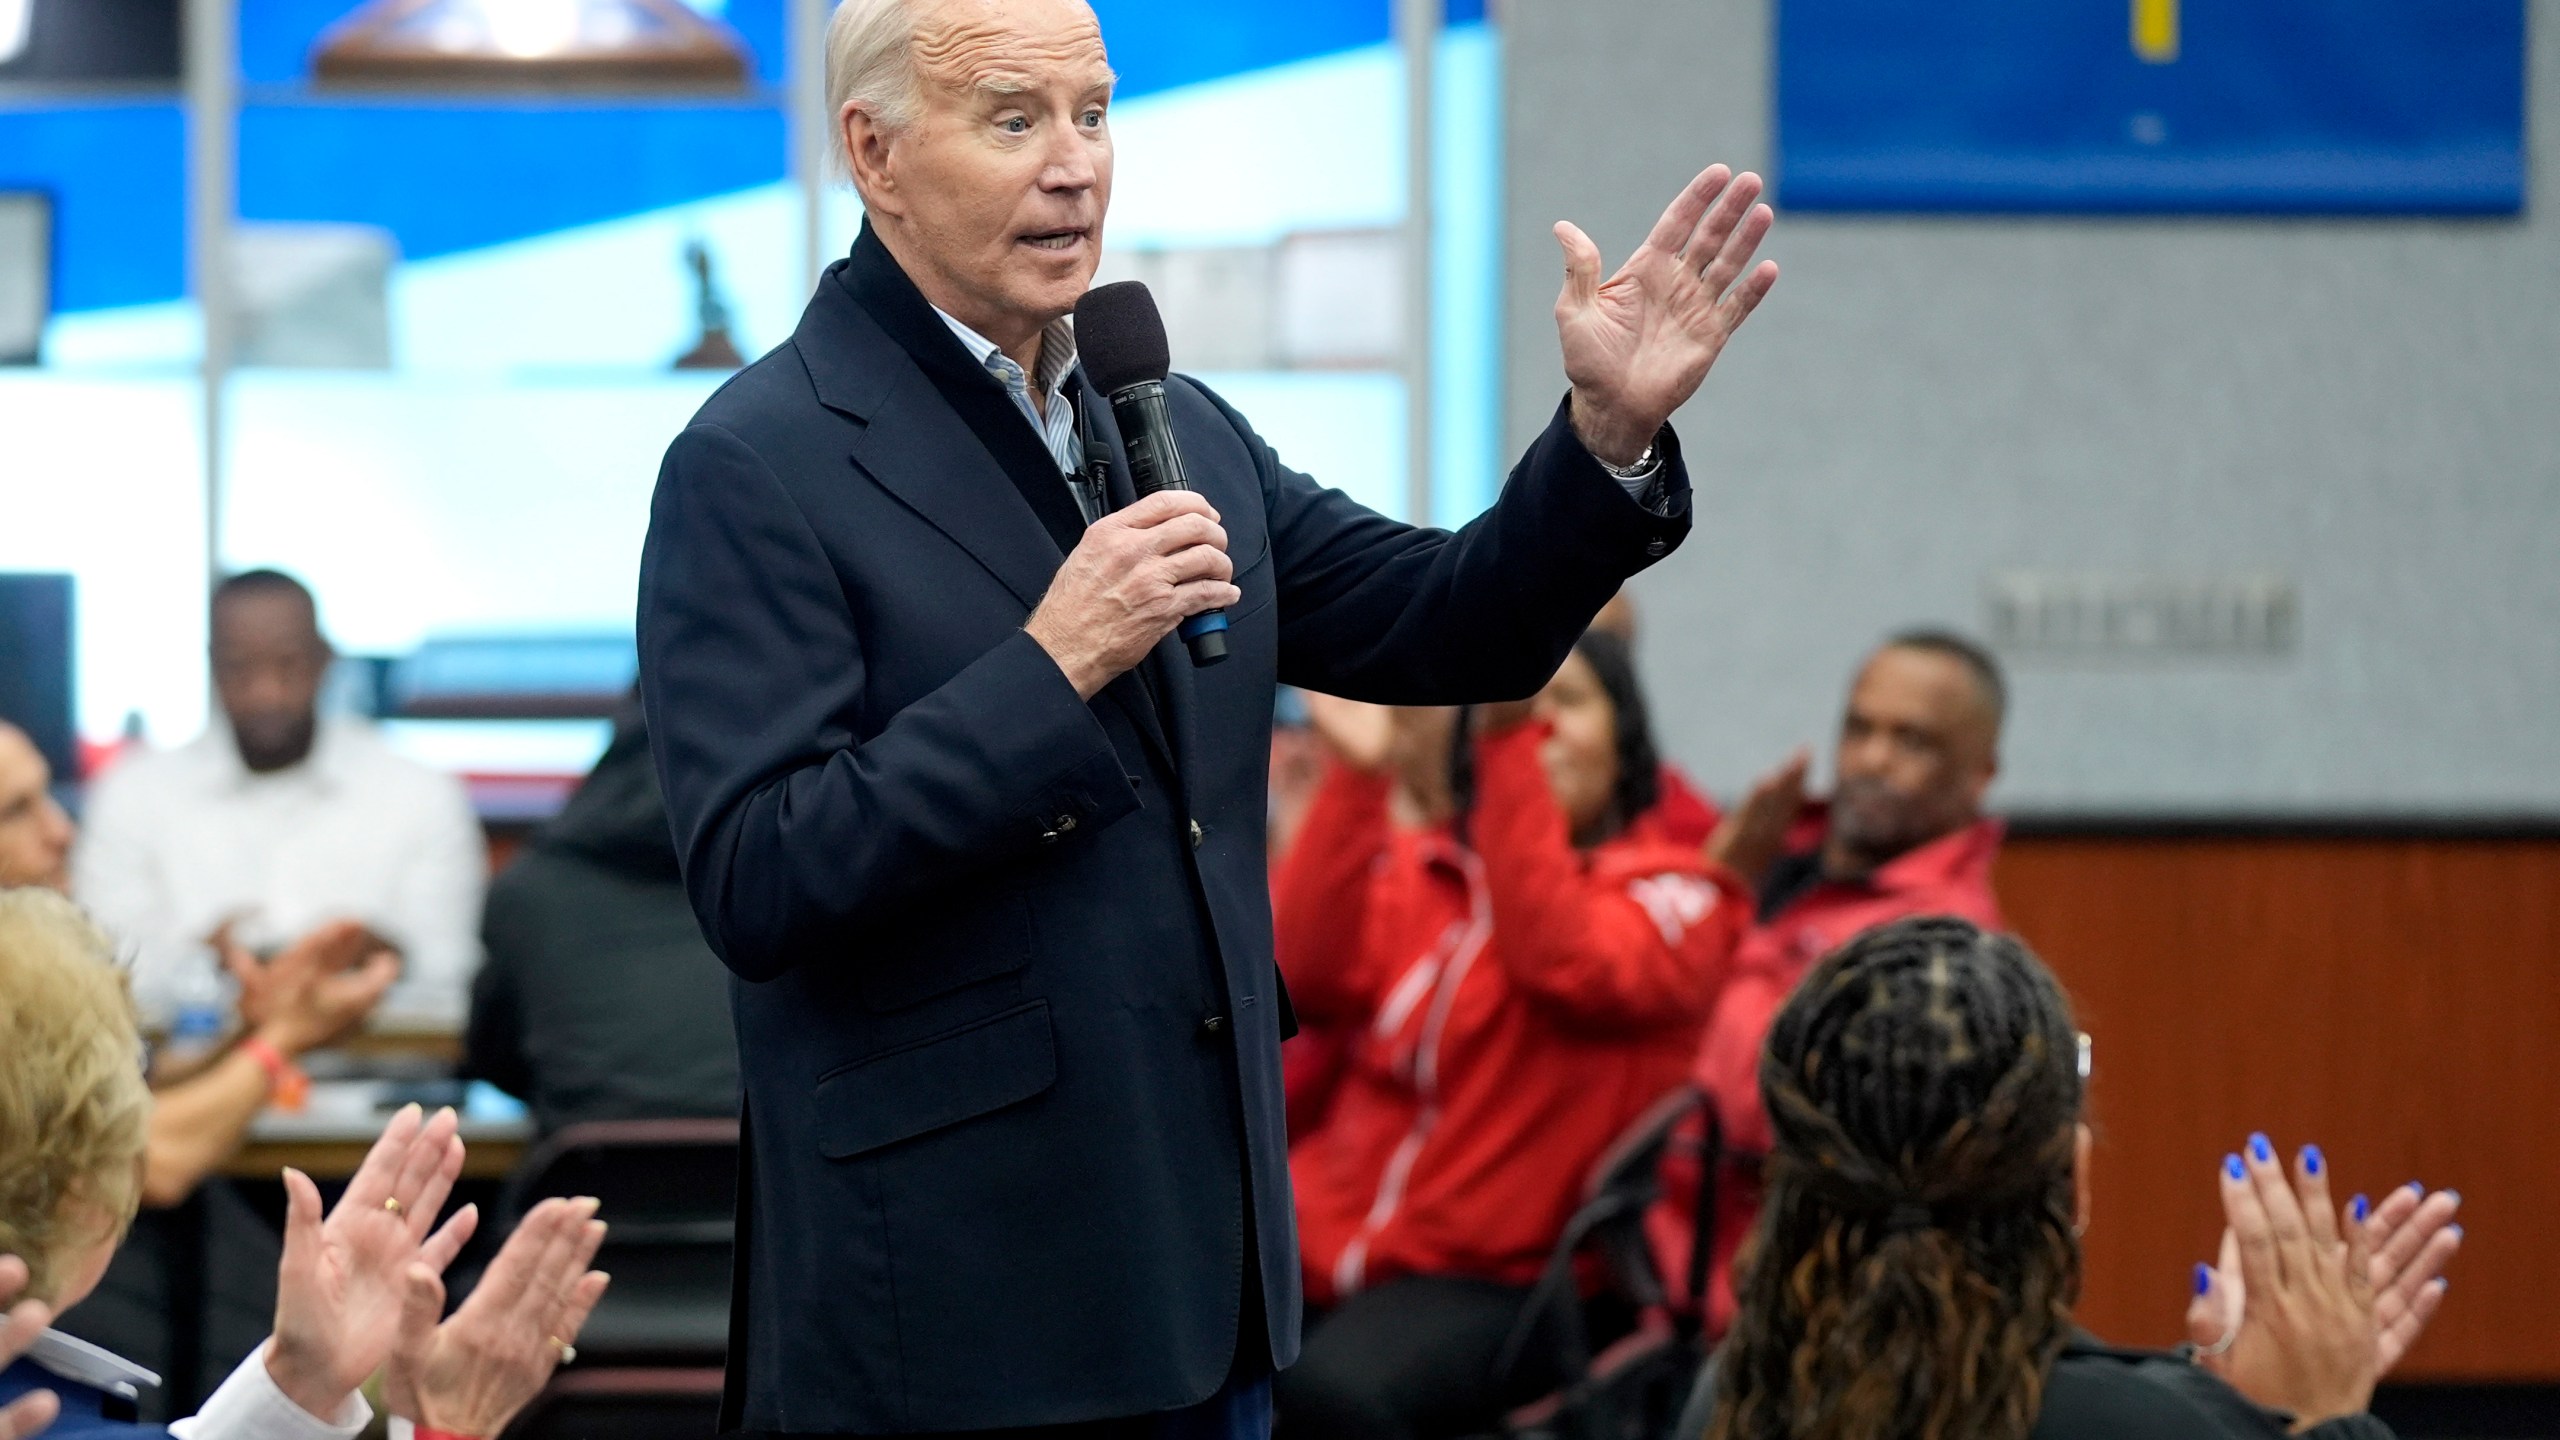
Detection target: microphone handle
<box><xmin>1108</xmin><ymin>380</ymin><xmax>1229</xmax><ymax>666</ymax></box>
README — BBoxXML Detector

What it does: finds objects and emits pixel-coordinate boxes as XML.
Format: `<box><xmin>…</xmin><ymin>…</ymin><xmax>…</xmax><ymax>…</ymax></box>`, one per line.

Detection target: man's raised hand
<box><xmin>1025</xmin><ymin>490</ymin><xmax>1238</xmax><ymax>700</ymax></box>
<box><xmin>1555</xmin><ymin>164</ymin><xmax>1778</xmax><ymax>467</ymax></box>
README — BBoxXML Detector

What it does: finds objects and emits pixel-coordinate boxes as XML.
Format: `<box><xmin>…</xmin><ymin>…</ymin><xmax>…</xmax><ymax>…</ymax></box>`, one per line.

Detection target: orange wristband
<box><xmin>239</xmin><ymin>1035</ymin><xmax>309</xmax><ymax>1111</ymax></box>
<box><xmin>415</xmin><ymin>1429</ymin><xmax>484</xmax><ymax>1440</ymax></box>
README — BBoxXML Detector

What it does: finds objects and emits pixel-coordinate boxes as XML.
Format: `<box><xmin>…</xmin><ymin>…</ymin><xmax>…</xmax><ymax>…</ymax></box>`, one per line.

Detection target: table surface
<box><xmin>225</xmin><ymin>1077</ymin><xmax>533</xmax><ymax>1181</ymax></box>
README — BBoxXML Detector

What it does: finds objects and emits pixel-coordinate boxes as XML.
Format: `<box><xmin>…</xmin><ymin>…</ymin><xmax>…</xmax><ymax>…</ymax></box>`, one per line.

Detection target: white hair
<box><xmin>826</xmin><ymin>0</ymin><xmax>924</xmax><ymax>175</ymax></box>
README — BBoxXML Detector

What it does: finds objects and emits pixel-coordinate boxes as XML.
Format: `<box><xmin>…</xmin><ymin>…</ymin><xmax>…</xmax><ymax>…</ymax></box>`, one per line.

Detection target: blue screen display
<box><xmin>1776</xmin><ymin>0</ymin><xmax>2525</xmax><ymax>214</ymax></box>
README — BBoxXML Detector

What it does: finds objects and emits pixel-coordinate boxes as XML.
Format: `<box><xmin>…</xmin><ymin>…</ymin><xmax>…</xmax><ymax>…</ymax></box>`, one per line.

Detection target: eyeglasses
<box><xmin>2076</xmin><ymin>1031</ymin><xmax>2093</xmax><ymax>1082</ymax></box>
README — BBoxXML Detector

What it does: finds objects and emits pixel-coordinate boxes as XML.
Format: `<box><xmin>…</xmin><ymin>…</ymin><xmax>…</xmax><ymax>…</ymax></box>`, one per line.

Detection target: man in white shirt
<box><xmin>75</xmin><ymin>570</ymin><xmax>487</xmax><ymax>1027</ymax></box>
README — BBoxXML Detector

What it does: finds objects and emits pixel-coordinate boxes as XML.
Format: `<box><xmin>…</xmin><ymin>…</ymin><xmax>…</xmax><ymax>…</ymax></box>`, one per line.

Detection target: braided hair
<box><xmin>1707</xmin><ymin>916</ymin><xmax>2084</xmax><ymax>1440</ymax></box>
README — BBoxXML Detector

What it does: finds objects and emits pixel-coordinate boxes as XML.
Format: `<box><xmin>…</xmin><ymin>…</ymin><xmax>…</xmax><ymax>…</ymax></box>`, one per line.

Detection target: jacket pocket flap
<box><xmin>812</xmin><ymin>1001</ymin><xmax>1057</xmax><ymax>1159</ymax></box>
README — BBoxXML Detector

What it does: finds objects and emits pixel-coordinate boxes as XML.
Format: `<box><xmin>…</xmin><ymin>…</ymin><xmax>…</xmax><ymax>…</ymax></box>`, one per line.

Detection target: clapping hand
<box><xmin>1554</xmin><ymin>164</ymin><xmax>1779</xmax><ymax>467</ymax></box>
<box><xmin>1302</xmin><ymin>693</ymin><xmax>1398</xmax><ymax>775</ymax></box>
<box><xmin>2191</xmin><ymin>1138</ymin><xmax>2382</xmax><ymax>1427</ymax></box>
<box><xmin>387</xmin><ymin>1196</ymin><xmax>611</xmax><ymax>1439</ymax></box>
<box><xmin>1704</xmin><ymin>747</ymin><xmax>1810</xmax><ymax>889</ymax></box>
<box><xmin>2192</xmin><ymin>1171</ymin><xmax>2461</xmax><ymax>1378</ymax></box>
<box><xmin>263</xmin><ymin>1104</ymin><xmax>477</xmax><ymax>1420</ymax></box>
<box><xmin>222</xmin><ymin>920</ymin><xmax>400</xmax><ymax>1056</ymax></box>
<box><xmin>0</xmin><ymin>1256</ymin><xmax>58</xmax><ymax>1439</ymax></box>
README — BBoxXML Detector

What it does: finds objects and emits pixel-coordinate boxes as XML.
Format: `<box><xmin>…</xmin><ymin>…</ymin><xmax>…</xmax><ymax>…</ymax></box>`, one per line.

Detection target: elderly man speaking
<box><xmin>637</xmin><ymin>0</ymin><xmax>1777</xmax><ymax>1433</ymax></box>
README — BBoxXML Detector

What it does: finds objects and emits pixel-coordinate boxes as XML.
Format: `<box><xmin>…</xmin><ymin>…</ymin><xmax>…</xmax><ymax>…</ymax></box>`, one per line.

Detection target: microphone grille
<box><xmin>1074</xmin><ymin>281</ymin><xmax>1172</xmax><ymax>396</ymax></box>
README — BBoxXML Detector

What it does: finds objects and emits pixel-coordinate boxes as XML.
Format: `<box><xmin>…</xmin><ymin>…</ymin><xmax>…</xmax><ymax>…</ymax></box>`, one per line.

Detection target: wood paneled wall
<box><xmin>1993</xmin><ymin>833</ymin><xmax>2560</xmax><ymax>1381</ymax></box>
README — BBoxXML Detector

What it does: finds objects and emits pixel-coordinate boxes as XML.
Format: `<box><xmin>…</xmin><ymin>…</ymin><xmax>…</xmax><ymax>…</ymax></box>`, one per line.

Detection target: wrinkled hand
<box><xmin>0</xmin><ymin>1256</ymin><xmax>59</xmax><ymax>1439</ymax></box>
<box><xmin>1025</xmin><ymin>490</ymin><xmax>1238</xmax><ymax>699</ymax></box>
<box><xmin>222</xmin><ymin>920</ymin><xmax>399</xmax><ymax>1055</ymax></box>
<box><xmin>2193</xmin><ymin>1180</ymin><xmax>2461</xmax><ymax>1377</ymax></box>
<box><xmin>1303</xmin><ymin>693</ymin><xmax>1397</xmax><ymax>774</ymax></box>
<box><xmin>2203</xmin><ymin>1139</ymin><xmax>2379</xmax><ymax>1430</ymax></box>
<box><xmin>1705</xmin><ymin>747</ymin><xmax>1809</xmax><ymax>887</ymax></box>
<box><xmin>264</xmin><ymin>1105</ymin><xmax>474</xmax><ymax>1421</ymax></box>
<box><xmin>387</xmin><ymin>1197</ymin><xmax>611</xmax><ymax>1439</ymax></box>
<box><xmin>1555</xmin><ymin>164</ymin><xmax>1779</xmax><ymax>466</ymax></box>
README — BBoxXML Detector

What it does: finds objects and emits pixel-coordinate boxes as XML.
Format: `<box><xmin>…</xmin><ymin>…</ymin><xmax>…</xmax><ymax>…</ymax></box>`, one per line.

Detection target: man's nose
<box><xmin>41</xmin><ymin>797</ymin><xmax>73</xmax><ymax>850</ymax></box>
<box><xmin>1041</xmin><ymin>122</ymin><xmax>1097</xmax><ymax>189</ymax></box>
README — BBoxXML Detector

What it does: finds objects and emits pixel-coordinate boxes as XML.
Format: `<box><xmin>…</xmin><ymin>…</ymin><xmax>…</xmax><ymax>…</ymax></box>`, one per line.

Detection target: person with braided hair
<box><xmin>1679</xmin><ymin>916</ymin><xmax>2411</xmax><ymax>1440</ymax></box>
<box><xmin>1647</xmin><ymin>631</ymin><xmax>2012</xmax><ymax>1336</ymax></box>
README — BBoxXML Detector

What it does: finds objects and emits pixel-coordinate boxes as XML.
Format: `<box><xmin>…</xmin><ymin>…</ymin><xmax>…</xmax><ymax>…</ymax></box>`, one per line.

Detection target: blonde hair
<box><xmin>0</xmin><ymin>888</ymin><xmax>148</xmax><ymax>1302</ymax></box>
<box><xmin>826</xmin><ymin>0</ymin><xmax>923</xmax><ymax>174</ymax></box>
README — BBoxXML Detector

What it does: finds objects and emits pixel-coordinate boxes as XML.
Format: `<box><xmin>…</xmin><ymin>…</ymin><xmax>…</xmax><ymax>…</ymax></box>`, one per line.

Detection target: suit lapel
<box><xmin>798</xmin><ymin>240</ymin><xmax>1184</xmax><ymax>786</ymax></box>
<box><xmin>838</xmin><ymin>361</ymin><xmax>1066</xmax><ymax>613</ymax></box>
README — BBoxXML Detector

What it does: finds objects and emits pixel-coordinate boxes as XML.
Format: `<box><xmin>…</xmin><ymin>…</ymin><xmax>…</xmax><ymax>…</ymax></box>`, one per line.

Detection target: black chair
<box><xmin>499</xmin><ymin>1365</ymin><xmax>725</xmax><ymax>1440</ymax></box>
<box><xmin>1488</xmin><ymin>1086</ymin><xmax>1708</xmax><ymax>1440</ymax></box>
<box><xmin>490</xmin><ymin>1118</ymin><xmax>739</xmax><ymax>1366</ymax></box>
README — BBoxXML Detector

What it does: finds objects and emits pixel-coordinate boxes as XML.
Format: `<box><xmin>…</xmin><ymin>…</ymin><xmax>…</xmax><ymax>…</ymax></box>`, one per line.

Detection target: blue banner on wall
<box><xmin>1776</xmin><ymin>0</ymin><xmax>2525</xmax><ymax>214</ymax></box>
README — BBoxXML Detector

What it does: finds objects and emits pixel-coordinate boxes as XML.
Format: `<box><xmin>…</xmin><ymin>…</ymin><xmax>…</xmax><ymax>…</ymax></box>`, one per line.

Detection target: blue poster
<box><xmin>1776</xmin><ymin>0</ymin><xmax>2525</xmax><ymax>214</ymax></box>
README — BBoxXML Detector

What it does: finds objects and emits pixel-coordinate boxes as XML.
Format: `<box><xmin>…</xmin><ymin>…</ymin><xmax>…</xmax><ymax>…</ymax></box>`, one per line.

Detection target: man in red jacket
<box><xmin>1648</xmin><ymin>630</ymin><xmax>2009</xmax><ymax>1334</ymax></box>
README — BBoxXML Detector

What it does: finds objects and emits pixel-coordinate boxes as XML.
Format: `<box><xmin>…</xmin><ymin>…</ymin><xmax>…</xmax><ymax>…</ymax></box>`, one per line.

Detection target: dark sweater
<box><xmin>464</xmin><ymin>709</ymin><xmax>740</xmax><ymax>1135</ymax></box>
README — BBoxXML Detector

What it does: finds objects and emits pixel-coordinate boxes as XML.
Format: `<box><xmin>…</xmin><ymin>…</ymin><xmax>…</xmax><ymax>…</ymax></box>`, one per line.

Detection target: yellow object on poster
<box><xmin>2133</xmin><ymin>0</ymin><xmax>2179</xmax><ymax>63</ymax></box>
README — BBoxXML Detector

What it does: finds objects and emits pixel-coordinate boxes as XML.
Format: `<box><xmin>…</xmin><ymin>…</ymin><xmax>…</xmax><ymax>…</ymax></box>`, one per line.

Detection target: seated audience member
<box><xmin>1678</xmin><ymin>915</ymin><xmax>2447</xmax><ymax>1440</ymax></box>
<box><xmin>1650</xmin><ymin>629</ymin><xmax>2010</xmax><ymax>1333</ymax></box>
<box><xmin>0</xmin><ymin>721</ymin><xmax>393</xmax><ymax>1412</ymax></box>
<box><xmin>0</xmin><ymin>886</ymin><xmax>609</xmax><ymax>1439</ymax></box>
<box><xmin>465</xmin><ymin>701</ymin><xmax>738</xmax><ymax>1135</ymax></box>
<box><xmin>75</xmin><ymin>570</ymin><xmax>486</xmax><ymax>1027</ymax></box>
<box><xmin>1275</xmin><ymin>630</ymin><xmax>1748</xmax><ymax>1440</ymax></box>
<box><xmin>1276</xmin><ymin>699</ymin><xmax>1459</xmax><ymax>1141</ymax></box>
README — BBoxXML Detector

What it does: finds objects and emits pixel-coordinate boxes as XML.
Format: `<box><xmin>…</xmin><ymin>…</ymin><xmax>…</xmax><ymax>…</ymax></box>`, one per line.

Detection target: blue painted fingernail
<box><xmin>2406</xmin><ymin>1180</ymin><xmax>2424</xmax><ymax>1194</ymax></box>
<box><xmin>2351</xmin><ymin>1194</ymin><xmax>2370</xmax><ymax>1223</ymax></box>
<box><xmin>2448</xmin><ymin>1224</ymin><xmax>2463</xmax><ymax>1240</ymax></box>
<box><xmin>2303</xmin><ymin>1144</ymin><xmax>2324</xmax><ymax>1175</ymax></box>
<box><xmin>2194</xmin><ymin>1263</ymin><xmax>2213</xmax><ymax>1296</ymax></box>
<box><xmin>2443</xmin><ymin>1190</ymin><xmax>2460</xmax><ymax>1207</ymax></box>
<box><xmin>2250</xmin><ymin>1133</ymin><xmax>2273</xmax><ymax>1164</ymax></box>
<box><xmin>2225</xmin><ymin>1154</ymin><xmax>2245</xmax><ymax>1180</ymax></box>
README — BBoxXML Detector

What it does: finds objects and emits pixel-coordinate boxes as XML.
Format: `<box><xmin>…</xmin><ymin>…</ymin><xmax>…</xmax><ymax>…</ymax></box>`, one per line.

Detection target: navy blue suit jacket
<box><xmin>637</xmin><ymin>231</ymin><xmax>1691</xmax><ymax>1435</ymax></box>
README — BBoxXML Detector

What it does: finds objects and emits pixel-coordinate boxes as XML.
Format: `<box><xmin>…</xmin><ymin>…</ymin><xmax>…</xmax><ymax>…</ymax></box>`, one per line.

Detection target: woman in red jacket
<box><xmin>1274</xmin><ymin>630</ymin><xmax>1748</xmax><ymax>1440</ymax></box>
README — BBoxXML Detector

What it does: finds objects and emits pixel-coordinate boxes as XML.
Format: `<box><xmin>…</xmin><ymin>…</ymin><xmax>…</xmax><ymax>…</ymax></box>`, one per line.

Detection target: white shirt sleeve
<box><xmin>166</xmin><ymin>1344</ymin><xmax>371</xmax><ymax>1440</ymax></box>
<box><xmin>374</xmin><ymin>769</ymin><xmax>489</xmax><ymax>1026</ymax></box>
<box><xmin>71</xmin><ymin>762</ymin><xmax>202</xmax><ymax>1026</ymax></box>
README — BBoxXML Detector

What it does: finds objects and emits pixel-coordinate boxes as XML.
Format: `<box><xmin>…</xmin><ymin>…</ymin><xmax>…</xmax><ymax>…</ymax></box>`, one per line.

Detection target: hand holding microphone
<box><xmin>1025</xmin><ymin>489</ymin><xmax>1238</xmax><ymax>699</ymax></box>
<box><xmin>1025</xmin><ymin>282</ymin><xmax>1237</xmax><ymax>697</ymax></box>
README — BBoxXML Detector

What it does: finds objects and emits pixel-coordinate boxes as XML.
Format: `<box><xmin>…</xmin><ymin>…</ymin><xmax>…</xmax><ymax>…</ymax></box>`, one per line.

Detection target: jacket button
<box><xmin>1644</xmin><ymin>538</ymin><xmax>1669</xmax><ymax>558</ymax></box>
<box><xmin>1197</xmin><ymin>1014</ymin><xmax>1229</xmax><ymax>1039</ymax></box>
<box><xmin>1189</xmin><ymin>819</ymin><xmax>1205</xmax><ymax>849</ymax></box>
<box><xmin>1056</xmin><ymin>813</ymin><xmax>1078</xmax><ymax>833</ymax></box>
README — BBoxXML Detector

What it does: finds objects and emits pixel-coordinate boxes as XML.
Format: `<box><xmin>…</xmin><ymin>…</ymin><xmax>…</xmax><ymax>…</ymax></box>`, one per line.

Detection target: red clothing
<box><xmin>1652</xmin><ymin>762</ymin><xmax>1722</xmax><ymax>849</ymax></box>
<box><xmin>1277</xmin><ymin>725</ymin><xmax>1748</xmax><ymax>1306</ymax></box>
<box><xmin>1282</xmin><ymin>761</ymin><xmax>1722</xmax><ymax>1140</ymax></box>
<box><xmin>1646</xmin><ymin>810</ymin><xmax>2008</xmax><ymax>1334</ymax></box>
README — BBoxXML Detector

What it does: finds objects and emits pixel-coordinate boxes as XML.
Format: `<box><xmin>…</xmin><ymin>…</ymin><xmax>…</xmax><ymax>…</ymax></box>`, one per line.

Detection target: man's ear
<box><xmin>842</xmin><ymin>105</ymin><xmax>904</xmax><ymax>219</ymax></box>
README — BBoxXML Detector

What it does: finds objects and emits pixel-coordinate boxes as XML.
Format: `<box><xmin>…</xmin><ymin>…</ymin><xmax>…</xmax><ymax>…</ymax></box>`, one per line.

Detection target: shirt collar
<box><xmin>932</xmin><ymin>306</ymin><xmax>1080</xmax><ymax>400</ymax></box>
<box><xmin>203</xmin><ymin>713</ymin><xmax>347</xmax><ymax>794</ymax></box>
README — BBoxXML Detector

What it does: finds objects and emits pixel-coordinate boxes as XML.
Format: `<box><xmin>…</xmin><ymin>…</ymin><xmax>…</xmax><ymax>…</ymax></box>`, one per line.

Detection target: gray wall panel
<box><xmin>1502</xmin><ymin>0</ymin><xmax>2560</xmax><ymax>816</ymax></box>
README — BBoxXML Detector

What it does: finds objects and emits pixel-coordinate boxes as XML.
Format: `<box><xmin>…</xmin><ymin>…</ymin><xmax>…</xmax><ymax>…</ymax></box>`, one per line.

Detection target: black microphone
<box><xmin>1075</xmin><ymin>281</ymin><xmax>1229</xmax><ymax>667</ymax></box>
